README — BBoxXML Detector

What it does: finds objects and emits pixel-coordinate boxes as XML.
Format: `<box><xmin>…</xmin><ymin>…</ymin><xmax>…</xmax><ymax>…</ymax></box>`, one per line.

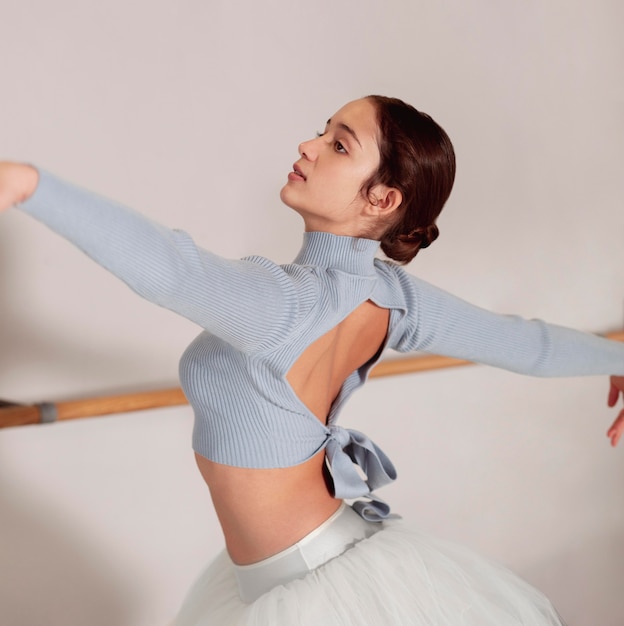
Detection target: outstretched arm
<box><xmin>394</xmin><ymin>269</ymin><xmax>624</xmax><ymax>378</ymax></box>
<box><xmin>0</xmin><ymin>162</ymin><xmax>39</xmax><ymax>209</ymax></box>
<box><xmin>391</xmin><ymin>267</ymin><xmax>624</xmax><ymax>446</ymax></box>
<box><xmin>2</xmin><ymin>165</ymin><xmax>304</xmax><ymax>353</ymax></box>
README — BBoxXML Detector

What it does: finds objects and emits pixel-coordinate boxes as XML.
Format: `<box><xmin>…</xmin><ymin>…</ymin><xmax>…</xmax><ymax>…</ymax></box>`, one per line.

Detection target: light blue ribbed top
<box><xmin>19</xmin><ymin>171</ymin><xmax>624</xmax><ymax>520</ymax></box>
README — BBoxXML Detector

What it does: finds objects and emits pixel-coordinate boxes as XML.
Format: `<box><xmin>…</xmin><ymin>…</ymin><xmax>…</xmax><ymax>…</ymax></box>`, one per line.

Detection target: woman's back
<box><xmin>196</xmin><ymin>300</ymin><xmax>390</xmax><ymax>564</ymax></box>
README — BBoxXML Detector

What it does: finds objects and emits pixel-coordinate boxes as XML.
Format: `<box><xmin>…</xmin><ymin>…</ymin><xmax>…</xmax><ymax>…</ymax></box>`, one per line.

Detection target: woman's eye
<box><xmin>314</xmin><ymin>131</ymin><xmax>346</xmax><ymax>154</ymax></box>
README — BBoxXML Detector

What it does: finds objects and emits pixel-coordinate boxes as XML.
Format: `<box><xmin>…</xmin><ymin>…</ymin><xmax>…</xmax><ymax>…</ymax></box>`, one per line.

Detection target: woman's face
<box><xmin>280</xmin><ymin>98</ymin><xmax>382</xmax><ymax>236</ymax></box>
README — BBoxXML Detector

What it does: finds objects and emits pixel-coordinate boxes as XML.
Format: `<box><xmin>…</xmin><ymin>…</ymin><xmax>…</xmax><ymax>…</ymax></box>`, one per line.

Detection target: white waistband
<box><xmin>233</xmin><ymin>503</ymin><xmax>380</xmax><ymax>603</ymax></box>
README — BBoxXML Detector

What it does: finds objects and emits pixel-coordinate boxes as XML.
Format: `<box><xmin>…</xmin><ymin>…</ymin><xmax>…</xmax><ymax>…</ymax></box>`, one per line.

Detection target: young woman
<box><xmin>1</xmin><ymin>95</ymin><xmax>624</xmax><ymax>625</ymax></box>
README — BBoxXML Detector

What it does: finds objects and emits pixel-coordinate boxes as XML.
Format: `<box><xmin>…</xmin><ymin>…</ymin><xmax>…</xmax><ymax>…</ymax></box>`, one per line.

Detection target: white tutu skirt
<box><xmin>173</xmin><ymin>512</ymin><xmax>564</xmax><ymax>626</ymax></box>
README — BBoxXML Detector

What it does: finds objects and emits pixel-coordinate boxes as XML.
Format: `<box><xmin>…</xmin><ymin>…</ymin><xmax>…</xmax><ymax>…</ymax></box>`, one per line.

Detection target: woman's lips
<box><xmin>289</xmin><ymin>163</ymin><xmax>306</xmax><ymax>181</ymax></box>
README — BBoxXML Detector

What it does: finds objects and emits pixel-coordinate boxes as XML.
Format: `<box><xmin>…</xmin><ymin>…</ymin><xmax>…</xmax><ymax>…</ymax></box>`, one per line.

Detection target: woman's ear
<box><xmin>368</xmin><ymin>185</ymin><xmax>403</xmax><ymax>217</ymax></box>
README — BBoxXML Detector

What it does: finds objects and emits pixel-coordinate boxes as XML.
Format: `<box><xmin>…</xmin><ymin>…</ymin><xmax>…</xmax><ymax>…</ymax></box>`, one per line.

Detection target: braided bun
<box><xmin>404</xmin><ymin>224</ymin><xmax>439</xmax><ymax>249</ymax></box>
<box><xmin>380</xmin><ymin>224</ymin><xmax>439</xmax><ymax>264</ymax></box>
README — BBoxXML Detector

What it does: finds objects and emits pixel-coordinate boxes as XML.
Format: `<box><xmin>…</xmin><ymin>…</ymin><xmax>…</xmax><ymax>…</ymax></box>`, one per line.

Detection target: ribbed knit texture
<box><xmin>19</xmin><ymin>171</ymin><xmax>624</xmax><ymax>488</ymax></box>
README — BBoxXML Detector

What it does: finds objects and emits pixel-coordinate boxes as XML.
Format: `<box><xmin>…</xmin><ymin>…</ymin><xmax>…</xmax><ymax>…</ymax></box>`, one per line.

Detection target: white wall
<box><xmin>1</xmin><ymin>1</ymin><xmax>623</xmax><ymax>624</ymax></box>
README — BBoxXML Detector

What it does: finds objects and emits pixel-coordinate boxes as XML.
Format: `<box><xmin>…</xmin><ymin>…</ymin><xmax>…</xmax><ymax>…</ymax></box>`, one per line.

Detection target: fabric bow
<box><xmin>325</xmin><ymin>424</ymin><xmax>398</xmax><ymax>522</ymax></box>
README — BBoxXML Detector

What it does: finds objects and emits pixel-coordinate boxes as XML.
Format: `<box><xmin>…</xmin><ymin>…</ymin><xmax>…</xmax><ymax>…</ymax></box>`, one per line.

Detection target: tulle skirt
<box><xmin>173</xmin><ymin>505</ymin><xmax>565</xmax><ymax>626</ymax></box>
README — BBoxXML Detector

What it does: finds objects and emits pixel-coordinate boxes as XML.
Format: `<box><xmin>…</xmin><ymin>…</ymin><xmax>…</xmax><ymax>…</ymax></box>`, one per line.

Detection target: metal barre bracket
<box><xmin>37</xmin><ymin>402</ymin><xmax>58</xmax><ymax>423</ymax></box>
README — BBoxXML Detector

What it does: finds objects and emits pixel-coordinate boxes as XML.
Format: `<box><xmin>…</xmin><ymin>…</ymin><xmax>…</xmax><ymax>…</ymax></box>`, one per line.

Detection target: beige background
<box><xmin>1</xmin><ymin>1</ymin><xmax>623</xmax><ymax>624</ymax></box>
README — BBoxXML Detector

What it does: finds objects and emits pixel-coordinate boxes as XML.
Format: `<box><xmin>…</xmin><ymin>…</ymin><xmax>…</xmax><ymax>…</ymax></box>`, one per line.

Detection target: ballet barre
<box><xmin>2</xmin><ymin>330</ymin><xmax>623</xmax><ymax>429</ymax></box>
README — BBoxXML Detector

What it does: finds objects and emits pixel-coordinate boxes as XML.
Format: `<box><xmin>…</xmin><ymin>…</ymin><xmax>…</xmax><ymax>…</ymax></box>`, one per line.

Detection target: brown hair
<box><xmin>363</xmin><ymin>95</ymin><xmax>456</xmax><ymax>264</ymax></box>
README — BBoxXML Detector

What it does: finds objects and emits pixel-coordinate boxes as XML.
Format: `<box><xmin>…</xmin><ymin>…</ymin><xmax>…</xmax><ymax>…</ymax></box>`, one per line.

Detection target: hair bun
<box><xmin>417</xmin><ymin>224</ymin><xmax>439</xmax><ymax>249</ymax></box>
<box><xmin>399</xmin><ymin>224</ymin><xmax>439</xmax><ymax>249</ymax></box>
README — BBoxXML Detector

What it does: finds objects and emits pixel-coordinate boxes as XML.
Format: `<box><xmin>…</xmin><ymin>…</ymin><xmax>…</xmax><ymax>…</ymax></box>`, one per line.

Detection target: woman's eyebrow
<box><xmin>326</xmin><ymin>118</ymin><xmax>362</xmax><ymax>148</ymax></box>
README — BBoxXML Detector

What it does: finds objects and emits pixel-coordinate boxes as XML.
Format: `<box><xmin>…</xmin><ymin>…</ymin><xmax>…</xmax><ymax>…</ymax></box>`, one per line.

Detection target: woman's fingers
<box><xmin>0</xmin><ymin>162</ymin><xmax>39</xmax><ymax>211</ymax></box>
<box><xmin>608</xmin><ymin>381</ymin><xmax>620</xmax><ymax>407</ymax></box>
<box><xmin>607</xmin><ymin>411</ymin><xmax>624</xmax><ymax>447</ymax></box>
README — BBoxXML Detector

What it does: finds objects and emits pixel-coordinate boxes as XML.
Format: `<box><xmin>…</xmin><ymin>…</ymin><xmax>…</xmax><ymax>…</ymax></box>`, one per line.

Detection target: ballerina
<box><xmin>2</xmin><ymin>95</ymin><xmax>623</xmax><ymax>625</ymax></box>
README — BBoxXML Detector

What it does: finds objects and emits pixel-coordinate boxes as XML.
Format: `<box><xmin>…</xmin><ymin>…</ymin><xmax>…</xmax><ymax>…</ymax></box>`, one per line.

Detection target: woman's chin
<box><xmin>279</xmin><ymin>186</ymin><xmax>301</xmax><ymax>213</ymax></box>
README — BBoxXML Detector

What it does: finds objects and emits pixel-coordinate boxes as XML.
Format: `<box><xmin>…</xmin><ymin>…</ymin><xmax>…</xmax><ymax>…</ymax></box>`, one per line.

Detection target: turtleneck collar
<box><xmin>293</xmin><ymin>231</ymin><xmax>380</xmax><ymax>277</ymax></box>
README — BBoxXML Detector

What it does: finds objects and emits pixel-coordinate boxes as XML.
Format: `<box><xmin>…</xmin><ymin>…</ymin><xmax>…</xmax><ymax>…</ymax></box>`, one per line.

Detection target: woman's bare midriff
<box><xmin>195</xmin><ymin>452</ymin><xmax>341</xmax><ymax>564</ymax></box>
<box><xmin>196</xmin><ymin>300</ymin><xmax>390</xmax><ymax>565</ymax></box>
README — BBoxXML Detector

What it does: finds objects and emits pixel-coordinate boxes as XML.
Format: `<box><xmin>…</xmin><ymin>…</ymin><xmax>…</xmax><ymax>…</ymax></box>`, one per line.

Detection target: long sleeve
<box><xmin>391</xmin><ymin>268</ymin><xmax>624</xmax><ymax>377</ymax></box>
<box><xmin>18</xmin><ymin>170</ymin><xmax>304</xmax><ymax>353</ymax></box>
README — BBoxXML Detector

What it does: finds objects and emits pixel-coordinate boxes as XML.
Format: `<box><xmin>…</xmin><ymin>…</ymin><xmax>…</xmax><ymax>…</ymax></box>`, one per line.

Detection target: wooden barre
<box><xmin>2</xmin><ymin>330</ymin><xmax>623</xmax><ymax>429</ymax></box>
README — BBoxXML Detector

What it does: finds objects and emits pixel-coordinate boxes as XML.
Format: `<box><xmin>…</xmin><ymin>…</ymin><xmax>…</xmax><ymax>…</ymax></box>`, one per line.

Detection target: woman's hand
<box><xmin>607</xmin><ymin>375</ymin><xmax>624</xmax><ymax>446</ymax></box>
<box><xmin>0</xmin><ymin>162</ymin><xmax>39</xmax><ymax>212</ymax></box>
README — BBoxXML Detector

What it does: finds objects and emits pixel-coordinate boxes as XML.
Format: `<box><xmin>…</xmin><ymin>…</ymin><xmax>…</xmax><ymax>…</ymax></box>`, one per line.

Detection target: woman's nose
<box><xmin>298</xmin><ymin>138</ymin><xmax>319</xmax><ymax>161</ymax></box>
